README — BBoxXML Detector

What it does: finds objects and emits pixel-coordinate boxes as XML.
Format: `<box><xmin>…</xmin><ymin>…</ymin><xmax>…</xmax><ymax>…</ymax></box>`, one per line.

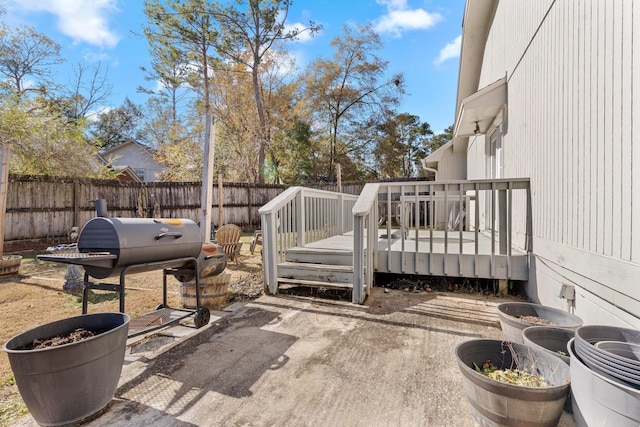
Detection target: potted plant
<box><xmin>455</xmin><ymin>339</ymin><xmax>571</xmax><ymax>427</ymax></box>
<box><xmin>3</xmin><ymin>312</ymin><xmax>130</xmax><ymax>426</ymax></box>
<box><xmin>497</xmin><ymin>302</ymin><xmax>583</xmax><ymax>343</ymax></box>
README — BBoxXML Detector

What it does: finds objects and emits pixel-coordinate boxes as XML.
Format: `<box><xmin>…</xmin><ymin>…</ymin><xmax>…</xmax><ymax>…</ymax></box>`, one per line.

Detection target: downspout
<box><xmin>423</xmin><ymin>166</ymin><xmax>438</xmax><ymax>181</ymax></box>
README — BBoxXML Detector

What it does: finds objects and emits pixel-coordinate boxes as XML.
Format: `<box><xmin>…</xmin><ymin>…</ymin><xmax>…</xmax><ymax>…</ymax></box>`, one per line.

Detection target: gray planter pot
<box><xmin>497</xmin><ymin>302</ymin><xmax>583</xmax><ymax>344</ymax></box>
<box><xmin>3</xmin><ymin>312</ymin><xmax>130</xmax><ymax>426</ymax></box>
<box><xmin>455</xmin><ymin>338</ymin><xmax>570</xmax><ymax>427</ymax></box>
<box><xmin>568</xmin><ymin>338</ymin><xmax>640</xmax><ymax>427</ymax></box>
<box><xmin>522</xmin><ymin>326</ymin><xmax>575</xmax><ymax>413</ymax></box>
<box><xmin>522</xmin><ymin>326</ymin><xmax>574</xmax><ymax>365</ymax></box>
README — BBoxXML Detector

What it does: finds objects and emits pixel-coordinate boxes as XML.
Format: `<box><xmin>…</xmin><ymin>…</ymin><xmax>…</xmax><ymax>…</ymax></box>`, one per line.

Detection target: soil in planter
<box><xmin>474</xmin><ymin>359</ymin><xmax>551</xmax><ymax>387</ymax></box>
<box><xmin>18</xmin><ymin>328</ymin><xmax>107</xmax><ymax>350</ymax></box>
<box><xmin>519</xmin><ymin>315</ymin><xmax>556</xmax><ymax>326</ymax></box>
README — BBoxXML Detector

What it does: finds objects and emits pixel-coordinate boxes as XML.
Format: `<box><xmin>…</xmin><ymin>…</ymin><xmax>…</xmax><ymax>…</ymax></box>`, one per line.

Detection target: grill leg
<box><xmin>118</xmin><ymin>270</ymin><xmax>127</xmax><ymax>313</ymax></box>
<box><xmin>162</xmin><ymin>271</ymin><xmax>168</xmax><ymax>307</ymax></box>
<box><xmin>195</xmin><ymin>269</ymin><xmax>201</xmax><ymax>310</ymax></box>
<box><xmin>82</xmin><ymin>272</ymin><xmax>90</xmax><ymax>314</ymax></box>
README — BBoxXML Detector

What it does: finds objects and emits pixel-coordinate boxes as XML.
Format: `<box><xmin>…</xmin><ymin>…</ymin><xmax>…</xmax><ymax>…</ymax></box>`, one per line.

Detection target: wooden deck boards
<box><xmin>299</xmin><ymin>229</ymin><xmax>529</xmax><ymax>280</ymax></box>
<box><xmin>304</xmin><ymin>229</ymin><xmax>526</xmax><ymax>256</ymax></box>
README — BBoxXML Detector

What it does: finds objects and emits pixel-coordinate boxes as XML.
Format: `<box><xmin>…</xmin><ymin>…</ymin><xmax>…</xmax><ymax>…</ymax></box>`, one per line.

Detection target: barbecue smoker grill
<box><xmin>38</xmin><ymin>217</ymin><xmax>227</xmax><ymax>334</ymax></box>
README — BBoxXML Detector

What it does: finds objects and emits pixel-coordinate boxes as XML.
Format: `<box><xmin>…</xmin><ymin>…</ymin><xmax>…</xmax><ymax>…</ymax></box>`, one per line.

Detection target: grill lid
<box><xmin>77</xmin><ymin>217</ymin><xmax>203</xmax><ymax>278</ymax></box>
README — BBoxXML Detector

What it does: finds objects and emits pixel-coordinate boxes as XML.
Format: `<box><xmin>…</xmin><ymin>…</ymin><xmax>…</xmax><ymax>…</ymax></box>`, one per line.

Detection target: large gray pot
<box><xmin>568</xmin><ymin>338</ymin><xmax>640</xmax><ymax>427</ymax></box>
<box><xmin>3</xmin><ymin>312</ymin><xmax>130</xmax><ymax>426</ymax></box>
<box><xmin>522</xmin><ymin>326</ymin><xmax>575</xmax><ymax>413</ymax></box>
<box><xmin>455</xmin><ymin>339</ymin><xmax>571</xmax><ymax>427</ymax></box>
<box><xmin>497</xmin><ymin>302</ymin><xmax>583</xmax><ymax>344</ymax></box>
<box><xmin>522</xmin><ymin>326</ymin><xmax>574</xmax><ymax>365</ymax></box>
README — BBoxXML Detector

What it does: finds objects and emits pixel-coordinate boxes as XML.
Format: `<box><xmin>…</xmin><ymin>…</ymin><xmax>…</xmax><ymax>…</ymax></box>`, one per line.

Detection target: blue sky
<box><xmin>4</xmin><ymin>0</ymin><xmax>464</xmax><ymax>133</ymax></box>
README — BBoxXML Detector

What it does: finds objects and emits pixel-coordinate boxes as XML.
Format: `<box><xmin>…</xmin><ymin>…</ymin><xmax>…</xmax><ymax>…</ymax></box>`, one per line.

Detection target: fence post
<box><xmin>73</xmin><ymin>179</ymin><xmax>79</xmax><ymax>229</ymax></box>
<box><xmin>247</xmin><ymin>185</ymin><xmax>253</xmax><ymax>229</ymax></box>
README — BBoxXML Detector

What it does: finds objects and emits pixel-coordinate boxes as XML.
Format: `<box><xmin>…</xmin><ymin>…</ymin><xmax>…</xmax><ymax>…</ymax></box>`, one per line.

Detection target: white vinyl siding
<box><xmin>473</xmin><ymin>0</ymin><xmax>637</xmax><ymax>262</ymax></box>
<box><xmin>464</xmin><ymin>0</ymin><xmax>639</xmax><ymax>326</ymax></box>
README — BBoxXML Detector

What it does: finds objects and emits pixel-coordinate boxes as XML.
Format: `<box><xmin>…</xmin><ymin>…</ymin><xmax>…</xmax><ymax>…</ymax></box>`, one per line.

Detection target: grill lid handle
<box><xmin>155</xmin><ymin>232</ymin><xmax>183</xmax><ymax>240</ymax></box>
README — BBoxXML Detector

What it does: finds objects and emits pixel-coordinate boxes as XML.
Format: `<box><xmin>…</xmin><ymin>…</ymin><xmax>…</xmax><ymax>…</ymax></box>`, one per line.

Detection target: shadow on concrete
<box><xmin>114</xmin><ymin>307</ymin><xmax>298</xmax><ymax>419</ymax></box>
<box><xmin>253</xmin><ymin>294</ymin><xmax>489</xmax><ymax>339</ymax></box>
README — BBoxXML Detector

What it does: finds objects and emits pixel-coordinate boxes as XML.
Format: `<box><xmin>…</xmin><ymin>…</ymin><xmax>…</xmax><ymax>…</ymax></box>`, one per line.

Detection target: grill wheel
<box><xmin>194</xmin><ymin>308</ymin><xmax>210</xmax><ymax>328</ymax></box>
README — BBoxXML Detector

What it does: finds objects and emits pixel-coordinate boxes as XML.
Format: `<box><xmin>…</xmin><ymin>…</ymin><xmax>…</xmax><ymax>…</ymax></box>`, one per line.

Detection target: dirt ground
<box><xmin>0</xmin><ymin>233</ymin><xmax>265</xmax><ymax>427</ymax></box>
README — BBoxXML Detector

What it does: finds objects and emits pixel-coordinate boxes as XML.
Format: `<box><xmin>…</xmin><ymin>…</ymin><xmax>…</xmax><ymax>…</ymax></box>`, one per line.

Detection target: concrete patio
<box><xmin>12</xmin><ymin>288</ymin><xmax>576</xmax><ymax>426</ymax></box>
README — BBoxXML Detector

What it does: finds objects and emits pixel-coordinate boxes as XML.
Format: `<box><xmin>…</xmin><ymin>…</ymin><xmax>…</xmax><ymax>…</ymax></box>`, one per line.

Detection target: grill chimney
<box><xmin>96</xmin><ymin>199</ymin><xmax>108</xmax><ymax>217</ymax></box>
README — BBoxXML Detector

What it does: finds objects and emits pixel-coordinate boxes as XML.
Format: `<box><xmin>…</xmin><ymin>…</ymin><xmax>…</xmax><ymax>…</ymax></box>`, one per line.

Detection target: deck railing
<box><xmin>259</xmin><ymin>179</ymin><xmax>531</xmax><ymax>303</ymax></box>
<box><xmin>352</xmin><ymin>178</ymin><xmax>532</xmax><ymax>300</ymax></box>
<box><xmin>259</xmin><ymin>186</ymin><xmax>358</xmax><ymax>293</ymax></box>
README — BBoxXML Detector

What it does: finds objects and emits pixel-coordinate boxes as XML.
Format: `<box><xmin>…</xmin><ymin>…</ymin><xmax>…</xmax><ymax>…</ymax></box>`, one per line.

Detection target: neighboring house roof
<box><xmin>99</xmin><ymin>140</ymin><xmax>163</xmax><ymax>182</ymax></box>
<box><xmin>111</xmin><ymin>165</ymin><xmax>143</xmax><ymax>183</ymax></box>
<box><xmin>100</xmin><ymin>140</ymin><xmax>155</xmax><ymax>157</ymax></box>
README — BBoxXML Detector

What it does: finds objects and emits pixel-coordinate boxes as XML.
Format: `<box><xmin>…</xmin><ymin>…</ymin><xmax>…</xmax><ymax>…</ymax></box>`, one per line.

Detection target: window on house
<box><xmin>133</xmin><ymin>168</ymin><xmax>145</xmax><ymax>181</ymax></box>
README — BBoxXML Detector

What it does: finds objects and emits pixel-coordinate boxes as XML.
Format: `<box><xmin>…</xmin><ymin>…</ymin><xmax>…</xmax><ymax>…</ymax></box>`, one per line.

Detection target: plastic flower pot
<box><xmin>455</xmin><ymin>338</ymin><xmax>570</xmax><ymax>427</ymax></box>
<box><xmin>522</xmin><ymin>326</ymin><xmax>574</xmax><ymax>365</ymax></box>
<box><xmin>3</xmin><ymin>312</ymin><xmax>130</xmax><ymax>426</ymax></box>
<box><xmin>522</xmin><ymin>326</ymin><xmax>575</xmax><ymax>413</ymax></box>
<box><xmin>568</xmin><ymin>338</ymin><xmax>640</xmax><ymax>427</ymax></box>
<box><xmin>497</xmin><ymin>302</ymin><xmax>583</xmax><ymax>344</ymax></box>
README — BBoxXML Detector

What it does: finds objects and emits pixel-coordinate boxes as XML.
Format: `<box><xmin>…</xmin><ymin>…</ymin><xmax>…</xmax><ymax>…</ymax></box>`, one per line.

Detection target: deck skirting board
<box><xmin>377</xmin><ymin>252</ymin><xmax>528</xmax><ymax>281</ymax></box>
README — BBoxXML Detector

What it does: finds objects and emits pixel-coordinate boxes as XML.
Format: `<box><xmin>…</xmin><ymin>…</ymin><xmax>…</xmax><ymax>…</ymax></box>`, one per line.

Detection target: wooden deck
<box><xmin>260</xmin><ymin>181</ymin><xmax>532</xmax><ymax>302</ymax></box>
<box><xmin>301</xmin><ymin>229</ymin><xmax>529</xmax><ymax>281</ymax></box>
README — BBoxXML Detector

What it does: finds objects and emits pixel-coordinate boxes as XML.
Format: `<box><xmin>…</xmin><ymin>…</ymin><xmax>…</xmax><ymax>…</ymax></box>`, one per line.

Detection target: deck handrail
<box><xmin>259</xmin><ymin>186</ymin><xmax>359</xmax><ymax>294</ymax></box>
<box><xmin>352</xmin><ymin>183</ymin><xmax>379</xmax><ymax>303</ymax></box>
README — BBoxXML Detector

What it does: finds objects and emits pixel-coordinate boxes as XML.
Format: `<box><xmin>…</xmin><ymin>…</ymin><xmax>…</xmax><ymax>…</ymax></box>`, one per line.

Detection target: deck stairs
<box><xmin>277</xmin><ymin>246</ymin><xmax>357</xmax><ymax>292</ymax></box>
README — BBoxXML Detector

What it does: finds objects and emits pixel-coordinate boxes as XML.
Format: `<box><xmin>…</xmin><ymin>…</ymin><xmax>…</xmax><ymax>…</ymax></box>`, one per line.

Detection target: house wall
<box><xmin>104</xmin><ymin>143</ymin><xmax>163</xmax><ymax>182</ymax></box>
<box><xmin>468</xmin><ymin>0</ymin><xmax>640</xmax><ymax>327</ymax></box>
<box><xmin>436</xmin><ymin>145</ymin><xmax>467</xmax><ymax>180</ymax></box>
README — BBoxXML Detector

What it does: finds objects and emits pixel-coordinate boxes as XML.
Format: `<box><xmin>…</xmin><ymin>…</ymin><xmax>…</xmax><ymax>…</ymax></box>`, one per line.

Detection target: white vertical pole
<box><xmin>218</xmin><ymin>173</ymin><xmax>224</xmax><ymax>228</ymax></box>
<box><xmin>200</xmin><ymin>115</ymin><xmax>215</xmax><ymax>243</ymax></box>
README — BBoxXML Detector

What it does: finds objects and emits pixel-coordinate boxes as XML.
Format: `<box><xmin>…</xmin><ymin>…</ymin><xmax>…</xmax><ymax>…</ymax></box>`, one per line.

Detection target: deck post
<box><xmin>498</xmin><ymin>279</ymin><xmax>508</xmax><ymax>296</ymax></box>
<box><xmin>498</xmin><ymin>189</ymin><xmax>507</xmax><ymax>254</ymax></box>
<box><xmin>337</xmin><ymin>193</ymin><xmax>344</xmax><ymax>235</ymax></box>
<box><xmin>261</xmin><ymin>212</ymin><xmax>279</xmax><ymax>294</ymax></box>
<box><xmin>353</xmin><ymin>215</ymin><xmax>365</xmax><ymax>304</ymax></box>
<box><xmin>296</xmin><ymin>190</ymin><xmax>305</xmax><ymax>246</ymax></box>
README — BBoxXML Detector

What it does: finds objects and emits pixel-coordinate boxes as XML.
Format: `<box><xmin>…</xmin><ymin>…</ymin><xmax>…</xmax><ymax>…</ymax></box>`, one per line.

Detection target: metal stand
<box><xmin>81</xmin><ymin>256</ymin><xmax>210</xmax><ymax>336</ymax></box>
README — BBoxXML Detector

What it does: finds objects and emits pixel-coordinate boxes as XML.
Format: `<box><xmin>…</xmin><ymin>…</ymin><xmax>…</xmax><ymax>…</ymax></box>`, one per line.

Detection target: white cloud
<box><xmin>373</xmin><ymin>0</ymin><xmax>442</xmax><ymax>37</ymax></box>
<box><xmin>10</xmin><ymin>0</ymin><xmax>121</xmax><ymax>48</ymax></box>
<box><xmin>283</xmin><ymin>22</ymin><xmax>317</xmax><ymax>43</ymax></box>
<box><xmin>86</xmin><ymin>105</ymin><xmax>112</xmax><ymax>121</ymax></box>
<box><xmin>434</xmin><ymin>35</ymin><xmax>461</xmax><ymax>64</ymax></box>
<box><xmin>82</xmin><ymin>51</ymin><xmax>112</xmax><ymax>63</ymax></box>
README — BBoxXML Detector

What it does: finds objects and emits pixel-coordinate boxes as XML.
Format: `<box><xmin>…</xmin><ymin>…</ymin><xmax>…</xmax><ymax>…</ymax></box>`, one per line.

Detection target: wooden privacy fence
<box><xmin>5</xmin><ymin>176</ymin><xmax>284</xmax><ymax>245</ymax></box>
<box><xmin>4</xmin><ymin>175</ymin><xmax>429</xmax><ymax>246</ymax></box>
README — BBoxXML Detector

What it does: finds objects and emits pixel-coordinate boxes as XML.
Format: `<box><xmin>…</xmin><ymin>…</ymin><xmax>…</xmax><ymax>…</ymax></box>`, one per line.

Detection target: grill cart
<box><xmin>38</xmin><ymin>217</ymin><xmax>227</xmax><ymax>336</ymax></box>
